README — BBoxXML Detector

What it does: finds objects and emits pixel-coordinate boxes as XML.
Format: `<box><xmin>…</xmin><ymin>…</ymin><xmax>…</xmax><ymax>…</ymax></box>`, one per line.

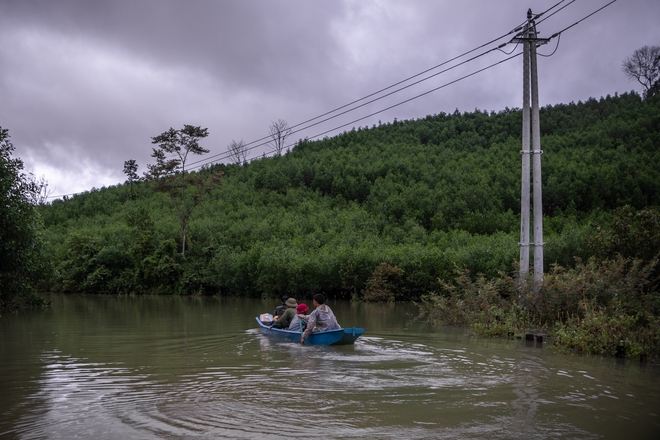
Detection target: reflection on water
<box><xmin>1</xmin><ymin>295</ymin><xmax>659</xmax><ymax>439</ymax></box>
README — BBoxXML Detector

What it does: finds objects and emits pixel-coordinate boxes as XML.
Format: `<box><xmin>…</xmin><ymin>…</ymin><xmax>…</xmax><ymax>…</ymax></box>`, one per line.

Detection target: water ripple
<box><xmin>6</xmin><ymin>327</ymin><xmax>659</xmax><ymax>439</ymax></box>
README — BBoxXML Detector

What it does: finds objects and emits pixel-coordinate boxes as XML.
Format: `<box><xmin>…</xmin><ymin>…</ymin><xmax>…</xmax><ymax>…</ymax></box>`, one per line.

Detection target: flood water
<box><xmin>1</xmin><ymin>295</ymin><xmax>659</xmax><ymax>439</ymax></box>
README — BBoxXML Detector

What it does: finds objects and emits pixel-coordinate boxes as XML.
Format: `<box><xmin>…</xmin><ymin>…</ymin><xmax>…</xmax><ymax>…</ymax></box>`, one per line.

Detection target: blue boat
<box><xmin>255</xmin><ymin>317</ymin><xmax>364</xmax><ymax>346</ymax></box>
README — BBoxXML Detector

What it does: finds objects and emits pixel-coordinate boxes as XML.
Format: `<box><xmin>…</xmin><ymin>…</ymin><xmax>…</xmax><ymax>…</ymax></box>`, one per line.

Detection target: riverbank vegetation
<box><xmin>3</xmin><ymin>91</ymin><xmax>659</xmax><ymax>357</ymax></box>
<box><xmin>419</xmin><ymin>205</ymin><xmax>660</xmax><ymax>358</ymax></box>
<box><xmin>0</xmin><ymin>128</ymin><xmax>50</xmax><ymax>315</ymax></box>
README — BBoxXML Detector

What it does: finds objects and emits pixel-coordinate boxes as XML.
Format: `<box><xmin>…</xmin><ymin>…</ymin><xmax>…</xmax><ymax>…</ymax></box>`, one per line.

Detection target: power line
<box><xmin>286</xmin><ymin>23</ymin><xmax>528</xmax><ymax>131</ymax></box>
<box><xmin>189</xmin><ymin>2</ymin><xmax>578</xmax><ymax>169</ymax></box>
<box><xmin>188</xmin><ymin>41</ymin><xmax>516</xmax><ymax>169</ymax></box>
<box><xmin>47</xmin><ymin>0</ymin><xmax>615</xmax><ymax>199</ymax></box>
<box><xmin>187</xmin><ymin>19</ymin><xmax>543</xmax><ymax>168</ymax></box>
<box><xmin>538</xmin><ymin>34</ymin><xmax>562</xmax><ymax>58</ymax></box>
<box><xmin>193</xmin><ymin>0</ymin><xmax>620</xmax><ymax>171</ymax></box>
<box><xmin>190</xmin><ymin>52</ymin><xmax>524</xmax><ymax>171</ymax></box>
<box><xmin>549</xmin><ymin>0</ymin><xmax>618</xmax><ymax>38</ymax></box>
<box><xmin>535</xmin><ymin>0</ymin><xmax>578</xmax><ymax>26</ymax></box>
<box><xmin>49</xmin><ymin>27</ymin><xmax>523</xmax><ymax>199</ymax></box>
<box><xmin>47</xmin><ymin>191</ymin><xmax>80</xmax><ymax>199</ymax></box>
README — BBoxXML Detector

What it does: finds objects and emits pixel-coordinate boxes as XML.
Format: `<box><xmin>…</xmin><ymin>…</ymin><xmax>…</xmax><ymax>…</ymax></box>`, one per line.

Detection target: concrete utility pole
<box><xmin>519</xmin><ymin>19</ymin><xmax>531</xmax><ymax>289</ymax></box>
<box><xmin>513</xmin><ymin>9</ymin><xmax>549</xmax><ymax>292</ymax></box>
<box><xmin>529</xmin><ymin>18</ymin><xmax>544</xmax><ymax>289</ymax></box>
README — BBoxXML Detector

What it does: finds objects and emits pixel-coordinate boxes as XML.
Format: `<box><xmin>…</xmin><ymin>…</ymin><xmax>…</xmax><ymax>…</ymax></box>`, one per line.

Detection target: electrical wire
<box><xmin>189</xmin><ymin>52</ymin><xmax>523</xmax><ymax>171</ymax></box>
<box><xmin>187</xmin><ymin>38</ymin><xmax>524</xmax><ymax>168</ymax></box>
<box><xmin>535</xmin><ymin>0</ymin><xmax>577</xmax><ymax>26</ymax></box>
<box><xmin>45</xmin><ymin>0</ymin><xmax>616</xmax><ymax>199</ymax></box>
<box><xmin>49</xmin><ymin>27</ymin><xmax>524</xmax><ymax>199</ymax></box>
<box><xmin>498</xmin><ymin>40</ymin><xmax>521</xmax><ymax>55</ymax></box>
<box><xmin>538</xmin><ymin>33</ymin><xmax>561</xmax><ymax>58</ymax></box>
<box><xmin>190</xmin><ymin>0</ymin><xmax>621</xmax><ymax>170</ymax></box>
<box><xmin>287</xmin><ymin>23</ymin><xmax>529</xmax><ymax>127</ymax></box>
<box><xmin>187</xmin><ymin>12</ymin><xmax>578</xmax><ymax>168</ymax></box>
<box><xmin>47</xmin><ymin>191</ymin><xmax>79</xmax><ymax>199</ymax></box>
<box><xmin>187</xmin><ymin>41</ymin><xmax>512</xmax><ymax>169</ymax></box>
<box><xmin>549</xmin><ymin>0</ymin><xmax>618</xmax><ymax>38</ymax></box>
<box><xmin>188</xmin><ymin>1</ymin><xmax>576</xmax><ymax>169</ymax></box>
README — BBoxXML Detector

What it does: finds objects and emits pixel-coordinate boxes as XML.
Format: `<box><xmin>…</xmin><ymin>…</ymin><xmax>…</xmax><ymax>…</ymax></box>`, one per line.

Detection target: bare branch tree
<box><xmin>227</xmin><ymin>139</ymin><xmax>248</xmax><ymax>165</ymax></box>
<box><xmin>25</xmin><ymin>173</ymin><xmax>53</xmax><ymax>206</ymax></box>
<box><xmin>622</xmin><ymin>45</ymin><xmax>660</xmax><ymax>98</ymax></box>
<box><xmin>268</xmin><ymin>119</ymin><xmax>292</xmax><ymax>157</ymax></box>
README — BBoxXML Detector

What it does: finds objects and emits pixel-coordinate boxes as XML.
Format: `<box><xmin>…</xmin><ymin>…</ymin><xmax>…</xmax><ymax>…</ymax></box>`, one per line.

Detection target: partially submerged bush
<box><xmin>419</xmin><ymin>267</ymin><xmax>529</xmax><ymax>336</ymax></box>
<box><xmin>361</xmin><ymin>262</ymin><xmax>404</xmax><ymax>302</ymax></box>
<box><xmin>531</xmin><ymin>256</ymin><xmax>660</xmax><ymax>322</ymax></box>
<box><xmin>552</xmin><ymin>301</ymin><xmax>660</xmax><ymax>358</ymax></box>
<box><xmin>420</xmin><ymin>256</ymin><xmax>660</xmax><ymax>358</ymax></box>
<box><xmin>587</xmin><ymin>206</ymin><xmax>660</xmax><ymax>264</ymax></box>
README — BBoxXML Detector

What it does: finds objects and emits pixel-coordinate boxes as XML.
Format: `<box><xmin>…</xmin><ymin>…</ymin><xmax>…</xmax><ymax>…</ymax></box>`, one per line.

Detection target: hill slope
<box><xmin>38</xmin><ymin>91</ymin><xmax>660</xmax><ymax>299</ymax></box>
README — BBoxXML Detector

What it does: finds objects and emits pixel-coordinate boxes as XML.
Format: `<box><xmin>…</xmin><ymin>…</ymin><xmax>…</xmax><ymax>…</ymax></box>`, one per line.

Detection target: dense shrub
<box><xmin>361</xmin><ymin>262</ymin><xmax>404</xmax><ymax>302</ymax></box>
<box><xmin>419</xmin><ymin>255</ymin><xmax>660</xmax><ymax>358</ymax></box>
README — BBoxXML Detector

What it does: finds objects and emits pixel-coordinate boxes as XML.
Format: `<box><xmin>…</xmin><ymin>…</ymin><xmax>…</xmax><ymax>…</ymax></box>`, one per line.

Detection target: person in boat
<box><xmin>270</xmin><ymin>297</ymin><xmax>298</xmax><ymax>329</ymax></box>
<box><xmin>288</xmin><ymin>303</ymin><xmax>309</xmax><ymax>331</ymax></box>
<box><xmin>300</xmin><ymin>294</ymin><xmax>341</xmax><ymax>344</ymax></box>
<box><xmin>273</xmin><ymin>295</ymin><xmax>289</xmax><ymax>318</ymax></box>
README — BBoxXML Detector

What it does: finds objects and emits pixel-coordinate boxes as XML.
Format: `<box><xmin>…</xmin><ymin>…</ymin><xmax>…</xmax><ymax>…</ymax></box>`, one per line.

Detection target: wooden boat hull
<box><xmin>255</xmin><ymin>317</ymin><xmax>364</xmax><ymax>346</ymax></box>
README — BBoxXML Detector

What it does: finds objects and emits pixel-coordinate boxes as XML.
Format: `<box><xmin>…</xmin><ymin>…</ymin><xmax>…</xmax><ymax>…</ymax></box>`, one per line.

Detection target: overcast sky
<box><xmin>2</xmin><ymin>0</ymin><xmax>658</xmax><ymax>198</ymax></box>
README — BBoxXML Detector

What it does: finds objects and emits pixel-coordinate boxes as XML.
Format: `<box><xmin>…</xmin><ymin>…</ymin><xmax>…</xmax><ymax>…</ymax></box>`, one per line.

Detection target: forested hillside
<box><xmin>38</xmin><ymin>91</ymin><xmax>660</xmax><ymax>301</ymax></box>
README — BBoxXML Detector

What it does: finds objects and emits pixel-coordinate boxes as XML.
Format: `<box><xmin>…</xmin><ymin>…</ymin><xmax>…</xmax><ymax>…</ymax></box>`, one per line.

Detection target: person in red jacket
<box><xmin>288</xmin><ymin>303</ymin><xmax>309</xmax><ymax>331</ymax></box>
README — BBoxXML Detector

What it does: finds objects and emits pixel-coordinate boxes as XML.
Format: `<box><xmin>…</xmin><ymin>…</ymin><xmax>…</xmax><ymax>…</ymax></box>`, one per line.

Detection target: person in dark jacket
<box><xmin>273</xmin><ymin>295</ymin><xmax>289</xmax><ymax>318</ymax></box>
<box><xmin>271</xmin><ymin>297</ymin><xmax>298</xmax><ymax>329</ymax></box>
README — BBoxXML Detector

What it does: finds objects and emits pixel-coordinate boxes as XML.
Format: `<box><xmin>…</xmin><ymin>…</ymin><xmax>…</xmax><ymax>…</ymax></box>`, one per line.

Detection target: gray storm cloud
<box><xmin>1</xmin><ymin>0</ymin><xmax>658</xmax><ymax>196</ymax></box>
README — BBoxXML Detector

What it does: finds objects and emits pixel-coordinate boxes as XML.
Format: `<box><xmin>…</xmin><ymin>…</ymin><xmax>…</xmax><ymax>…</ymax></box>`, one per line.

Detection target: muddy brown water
<box><xmin>1</xmin><ymin>294</ymin><xmax>658</xmax><ymax>439</ymax></box>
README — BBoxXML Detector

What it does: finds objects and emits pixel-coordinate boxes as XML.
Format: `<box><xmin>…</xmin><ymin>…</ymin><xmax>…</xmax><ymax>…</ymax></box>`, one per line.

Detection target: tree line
<box><xmin>26</xmin><ymin>91</ymin><xmax>658</xmax><ymax>305</ymax></box>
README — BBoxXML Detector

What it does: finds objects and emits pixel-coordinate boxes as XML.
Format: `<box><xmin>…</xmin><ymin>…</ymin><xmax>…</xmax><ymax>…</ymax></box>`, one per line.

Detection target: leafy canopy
<box><xmin>0</xmin><ymin>127</ymin><xmax>48</xmax><ymax>313</ymax></box>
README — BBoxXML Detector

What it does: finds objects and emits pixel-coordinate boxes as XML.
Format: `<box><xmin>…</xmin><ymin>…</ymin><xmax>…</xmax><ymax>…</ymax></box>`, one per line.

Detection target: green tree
<box><xmin>123</xmin><ymin>159</ymin><xmax>140</xmax><ymax>198</ymax></box>
<box><xmin>145</xmin><ymin>125</ymin><xmax>223</xmax><ymax>255</ymax></box>
<box><xmin>0</xmin><ymin>127</ymin><xmax>48</xmax><ymax>313</ymax></box>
